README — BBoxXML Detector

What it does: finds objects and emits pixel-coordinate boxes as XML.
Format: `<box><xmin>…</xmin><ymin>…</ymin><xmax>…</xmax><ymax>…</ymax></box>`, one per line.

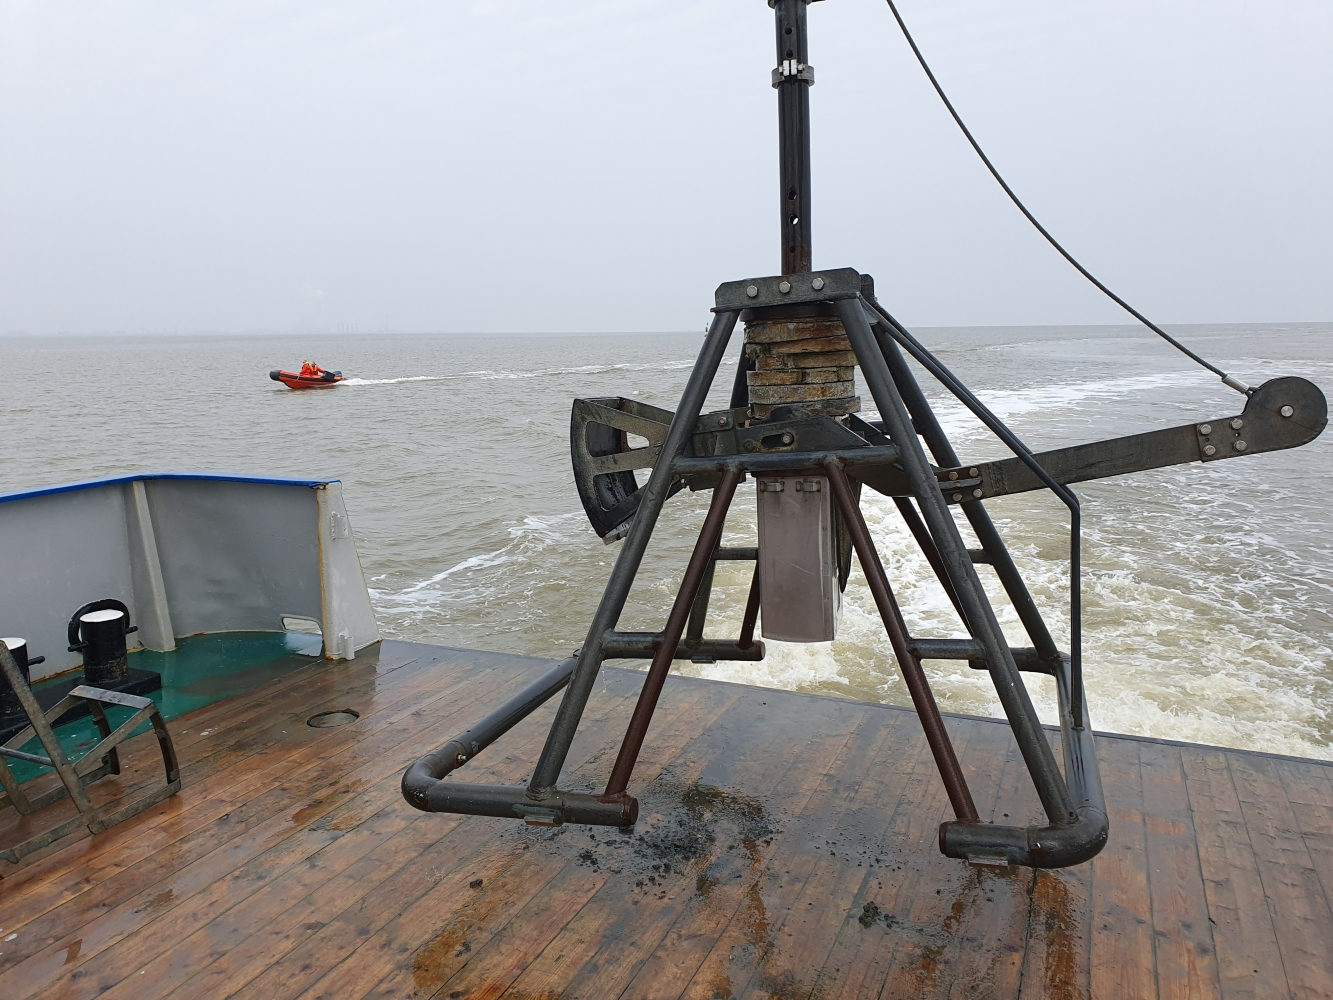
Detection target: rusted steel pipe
<box><xmin>825</xmin><ymin>461</ymin><xmax>979</xmax><ymax>823</ymax></box>
<box><xmin>604</xmin><ymin>468</ymin><xmax>743</xmax><ymax>795</ymax></box>
<box><xmin>402</xmin><ymin>656</ymin><xmax>577</xmax><ymax>808</ymax></box>
<box><xmin>738</xmin><ymin>566</ymin><xmax>762</xmax><ymax>650</ymax></box>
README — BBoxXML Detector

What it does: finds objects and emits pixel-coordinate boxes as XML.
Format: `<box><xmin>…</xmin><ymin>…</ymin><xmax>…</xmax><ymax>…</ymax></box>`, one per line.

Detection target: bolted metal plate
<box><xmin>1195</xmin><ymin>375</ymin><xmax>1326</xmax><ymax>461</ymax></box>
<box><xmin>714</xmin><ymin>268</ymin><xmax>871</xmax><ymax>312</ymax></box>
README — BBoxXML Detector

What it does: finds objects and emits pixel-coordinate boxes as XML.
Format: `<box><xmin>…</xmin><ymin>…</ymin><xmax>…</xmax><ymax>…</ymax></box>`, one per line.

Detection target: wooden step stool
<box><xmin>0</xmin><ymin>645</ymin><xmax>180</xmax><ymax>863</ymax></box>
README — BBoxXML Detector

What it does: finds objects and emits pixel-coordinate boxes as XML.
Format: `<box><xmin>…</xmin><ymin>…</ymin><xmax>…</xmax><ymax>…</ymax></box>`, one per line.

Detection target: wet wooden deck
<box><xmin>2</xmin><ymin>639</ymin><xmax>1331</xmax><ymax>999</ymax></box>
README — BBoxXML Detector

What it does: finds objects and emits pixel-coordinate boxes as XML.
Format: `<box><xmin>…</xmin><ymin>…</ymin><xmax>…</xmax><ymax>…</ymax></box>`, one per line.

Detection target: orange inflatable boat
<box><xmin>269</xmin><ymin>368</ymin><xmax>345</xmax><ymax>389</ymax></box>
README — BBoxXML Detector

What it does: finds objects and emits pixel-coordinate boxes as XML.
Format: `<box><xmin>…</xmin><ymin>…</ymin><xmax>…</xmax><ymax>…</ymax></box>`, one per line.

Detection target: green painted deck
<box><xmin>2</xmin><ymin>639</ymin><xmax>1331</xmax><ymax>998</ymax></box>
<box><xmin>7</xmin><ymin>632</ymin><xmax>324</xmax><ymax>784</ymax></box>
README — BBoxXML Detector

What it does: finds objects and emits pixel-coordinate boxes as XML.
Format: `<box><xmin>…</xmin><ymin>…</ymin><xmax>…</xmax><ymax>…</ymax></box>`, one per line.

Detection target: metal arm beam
<box><xmin>935</xmin><ymin>375</ymin><xmax>1326</xmax><ymax>503</ymax></box>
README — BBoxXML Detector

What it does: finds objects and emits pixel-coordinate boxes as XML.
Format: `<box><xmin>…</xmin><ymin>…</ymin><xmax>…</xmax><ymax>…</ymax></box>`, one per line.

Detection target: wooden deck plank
<box><xmin>729</xmin><ymin>714</ymin><xmax>979</xmax><ymax>998</ymax></box>
<box><xmin>219</xmin><ymin>680</ymin><xmax>642</xmax><ymax>1000</ymax></box>
<box><xmin>645</xmin><ymin>704</ymin><xmax>888</xmax><ymax>999</ymax></box>
<box><xmin>0</xmin><ymin>639</ymin><xmax>437</xmax><ymax>857</ymax></box>
<box><xmin>160</xmin><ymin>674</ymin><xmax>601</xmax><ymax>1000</ymax></box>
<box><xmin>89</xmin><ymin>667</ymin><xmax>577</xmax><ymax>1000</ymax></box>
<box><xmin>1018</xmin><ymin>867</ymin><xmax>1092</xmax><ymax>1000</ymax></box>
<box><xmin>1227</xmin><ymin>753</ymin><xmax>1333</xmax><ymax>998</ymax></box>
<box><xmin>936</xmin><ymin>732</ymin><xmax>1042</xmax><ymax>1000</ymax></box>
<box><xmin>1088</xmin><ymin>735</ymin><xmax>1157</xmax><ymax>1000</ymax></box>
<box><xmin>851</xmin><ymin>716</ymin><xmax>1015</xmax><ymax>1000</ymax></box>
<box><xmin>0</xmin><ymin>649</ymin><xmax>522</xmax><ymax>946</ymax></box>
<box><xmin>676</xmin><ymin>703</ymin><xmax>877</xmax><ymax>999</ymax></box>
<box><xmin>1139</xmin><ymin>740</ymin><xmax>1223</xmax><ymax>1000</ymax></box>
<box><xmin>1275</xmin><ymin>759</ymin><xmax>1333</xmax><ymax>939</ymax></box>
<box><xmin>365</xmin><ymin>678</ymin><xmax>736</xmax><ymax>1000</ymax></box>
<box><xmin>799</xmin><ymin>721</ymin><xmax>935</xmax><ymax>1000</ymax></box>
<box><xmin>0</xmin><ymin>650</ymin><xmax>495</xmax><ymax>950</ymax></box>
<box><xmin>771</xmin><ymin>714</ymin><xmax>1012</xmax><ymax>1000</ymax></box>
<box><xmin>1180</xmin><ymin>746</ymin><xmax>1289</xmax><ymax>1000</ymax></box>
<box><xmin>0</xmin><ymin>644</ymin><xmax>489</xmax><ymax>910</ymax></box>
<box><xmin>158</xmin><ymin>813</ymin><xmax>468</xmax><ymax>1000</ymax></box>
<box><xmin>6</xmin><ymin>652</ymin><xmax>552</xmax><ymax>998</ymax></box>
<box><xmin>504</xmin><ymin>683</ymin><xmax>813</xmax><ymax>1000</ymax></box>
<box><xmin>1013</xmin><ymin>731</ymin><xmax>1093</xmax><ymax>1000</ymax></box>
<box><xmin>2</xmin><ymin>641</ymin><xmax>1332</xmax><ymax>1000</ymax></box>
<box><xmin>431</xmin><ymin>863</ymin><xmax>607</xmax><ymax>1000</ymax></box>
<box><xmin>814</xmin><ymin>722</ymin><xmax>964</xmax><ymax>999</ymax></box>
<box><xmin>286</xmin><ymin>674</ymin><xmax>709</xmax><ymax>1000</ymax></box>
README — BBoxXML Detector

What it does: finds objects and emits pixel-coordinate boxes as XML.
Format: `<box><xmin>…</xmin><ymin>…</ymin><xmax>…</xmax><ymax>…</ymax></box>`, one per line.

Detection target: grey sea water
<box><xmin>2</xmin><ymin>324</ymin><xmax>1330</xmax><ymax>758</ymax></box>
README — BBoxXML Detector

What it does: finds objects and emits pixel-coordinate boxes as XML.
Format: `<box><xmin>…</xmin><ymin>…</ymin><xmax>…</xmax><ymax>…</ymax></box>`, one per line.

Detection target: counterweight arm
<box><xmin>935</xmin><ymin>376</ymin><xmax>1326</xmax><ymax>504</ymax></box>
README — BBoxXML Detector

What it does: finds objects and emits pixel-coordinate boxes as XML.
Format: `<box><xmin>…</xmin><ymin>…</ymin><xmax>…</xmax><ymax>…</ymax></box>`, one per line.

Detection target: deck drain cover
<box><xmin>307</xmin><ymin>709</ymin><xmax>359</xmax><ymax>728</ymax></box>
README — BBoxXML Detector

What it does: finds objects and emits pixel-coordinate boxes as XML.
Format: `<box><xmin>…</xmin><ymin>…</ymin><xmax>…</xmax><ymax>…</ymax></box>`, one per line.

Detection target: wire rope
<box><xmin>881</xmin><ymin>0</ymin><xmax>1251</xmax><ymax>395</ymax></box>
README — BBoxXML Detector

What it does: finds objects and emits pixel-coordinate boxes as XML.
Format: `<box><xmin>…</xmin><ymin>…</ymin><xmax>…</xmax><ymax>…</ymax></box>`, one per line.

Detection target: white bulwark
<box><xmin>0</xmin><ymin>473</ymin><xmax>380</xmax><ymax>681</ymax></box>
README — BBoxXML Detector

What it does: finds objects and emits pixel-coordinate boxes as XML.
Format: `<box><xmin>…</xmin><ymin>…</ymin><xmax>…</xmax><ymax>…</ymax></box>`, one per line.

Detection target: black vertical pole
<box><xmin>775</xmin><ymin>0</ymin><xmax>814</xmax><ymax>275</ymax></box>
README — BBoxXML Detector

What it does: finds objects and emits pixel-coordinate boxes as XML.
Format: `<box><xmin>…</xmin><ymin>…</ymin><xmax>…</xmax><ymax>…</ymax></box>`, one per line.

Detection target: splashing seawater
<box><xmin>2</xmin><ymin>325</ymin><xmax>1330</xmax><ymax>758</ymax></box>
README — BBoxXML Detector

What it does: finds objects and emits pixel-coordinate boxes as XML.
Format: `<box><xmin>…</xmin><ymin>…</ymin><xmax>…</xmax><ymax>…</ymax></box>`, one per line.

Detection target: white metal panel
<box><xmin>0</xmin><ymin>487</ymin><xmax>136</xmax><ymax>680</ymax></box>
<box><xmin>317</xmin><ymin>482</ymin><xmax>381</xmax><ymax>659</ymax></box>
<box><xmin>0</xmin><ymin>474</ymin><xmax>382</xmax><ymax>678</ymax></box>
<box><xmin>146</xmin><ymin>478</ymin><xmax>322</xmax><ymax>636</ymax></box>
<box><xmin>755</xmin><ymin>474</ymin><xmax>841</xmax><ymax>642</ymax></box>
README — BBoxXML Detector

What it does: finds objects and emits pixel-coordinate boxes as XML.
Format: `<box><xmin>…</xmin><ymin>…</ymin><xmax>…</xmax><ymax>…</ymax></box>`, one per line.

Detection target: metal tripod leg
<box><xmin>836</xmin><ymin>297</ymin><xmax>1076</xmax><ymax>825</ymax></box>
<box><xmin>527</xmin><ymin>309</ymin><xmax>740</xmax><ymax>797</ymax></box>
<box><xmin>685</xmin><ymin>554</ymin><xmax>719</xmax><ymax>653</ymax></box>
<box><xmin>826</xmin><ymin>464</ymin><xmax>978</xmax><ymax>822</ymax></box>
<box><xmin>605</xmin><ymin>469</ymin><xmax>743</xmax><ymax>794</ymax></box>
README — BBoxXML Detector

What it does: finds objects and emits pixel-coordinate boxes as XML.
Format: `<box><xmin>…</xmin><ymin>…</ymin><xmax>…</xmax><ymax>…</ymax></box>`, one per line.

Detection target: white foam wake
<box><xmin>340</xmin><ymin>358</ymin><xmax>722</xmax><ymax>387</ymax></box>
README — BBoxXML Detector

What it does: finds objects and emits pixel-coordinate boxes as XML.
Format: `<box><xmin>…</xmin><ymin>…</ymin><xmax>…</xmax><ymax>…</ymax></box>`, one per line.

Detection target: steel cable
<box><xmin>881</xmin><ymin>0</ymin><xmax>1251</xmax><ymax>395</ymax></box>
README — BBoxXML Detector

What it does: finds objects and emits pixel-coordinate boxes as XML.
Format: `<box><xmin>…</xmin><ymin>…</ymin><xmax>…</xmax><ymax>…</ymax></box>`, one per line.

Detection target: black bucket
<box><xmin>68</xmin><ymin>600</ymin><xmax>138</xmax><ymax>686</ymax></box>
<box><xmin>0</xmin><ymin>638</ymin><xmax>45</xmax><ymax>719</ymax></box>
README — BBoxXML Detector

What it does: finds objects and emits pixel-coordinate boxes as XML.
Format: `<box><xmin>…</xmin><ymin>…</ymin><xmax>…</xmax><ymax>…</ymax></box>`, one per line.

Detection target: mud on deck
<box><xmin>1</xmin><ymin>640</ymin><xmax>1331</xmax><ymax>998</ymax></box>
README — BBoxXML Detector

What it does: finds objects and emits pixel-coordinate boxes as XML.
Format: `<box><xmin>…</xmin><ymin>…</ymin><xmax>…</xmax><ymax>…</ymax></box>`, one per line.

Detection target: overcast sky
<box><xmin>1</xmin><ymin>0</ymin><xmax>1329</xmax><ymax>335</ymax></box>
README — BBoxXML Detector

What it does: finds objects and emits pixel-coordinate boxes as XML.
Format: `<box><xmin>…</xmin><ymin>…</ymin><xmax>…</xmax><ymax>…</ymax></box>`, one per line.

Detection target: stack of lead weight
<box><xmin>745</xmin><ymin>315</ymin><xmax>860</xmax><ymax>418</ymax></box>
<box><xmin>744</xmin><ymin>314</ymin><xmax>857</xmax><ymax>643</ymax></box>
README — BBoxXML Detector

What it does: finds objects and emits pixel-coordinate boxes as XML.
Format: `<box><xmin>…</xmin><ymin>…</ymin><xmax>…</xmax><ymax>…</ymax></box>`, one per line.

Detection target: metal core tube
<box><xmin>775</xmin><ymin>0</ymin><xmax>813</xmax><ymax>274</ymax></box>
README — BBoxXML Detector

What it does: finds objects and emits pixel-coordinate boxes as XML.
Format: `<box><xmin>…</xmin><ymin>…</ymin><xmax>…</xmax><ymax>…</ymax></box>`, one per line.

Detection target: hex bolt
<box><xmin>718</xmin><ymin>416</ymin><xmax>727</xmax><ymax>426</ymax></box>
<box><xmin>812</xmin><ymin>276</ymin><xmax>825</xmax><ymax>290</ymax></box>
<box><xmin>952</xmin><ymin>492</ymin><xmax>963</xmax><ymax>502</ymax></box>
<box><xmin>1203</xmin><ymin>444</ymin><xmax>1217</xmax><ymax>457</ymax></box>
<box><xmin>1198</xmin><ymin>424</ymin><xmax>1212</xmax><ymax>435</ymax></box>
<box><xmin>972</xmin><ymin>488</ymin><xmax>983</xmax><ymax>499</ymax></box>
<box><xmin>778</xmin><ymin>280</ymin><xmax>792</xmax><ymax>294</ymax></box>
<box><xmin>969</xmin><ymin>468</ymin><xmax>979</xmax><ymax>478</ymax></box>
<box><xmin>1281</xmin><ymin>405</ymin><xmax>1295</xmax><ymax>418</ymax></box>
<box><xmin>1230</xmin><ymin>418</ymin><xmax>1244</xmax><ymax>430</ymax></box>
<box><xmin>948</xmin><ymin>471</ymin><xmax>959</xmax><ymax>481</ymax></box>
<box><xmin>746</xmin><ymin>285</ymin><xmax>759</xmax><ymax>298</ymax></box>
<box><xmin>1234</xmin><ymin>440</ymin><xmax>1247</xmax><ymax>452</ymax></box>
<box><xmin>781</xmin><ymin>431</ymin><xmax>794</xmax><ymax>445</ymax></box>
